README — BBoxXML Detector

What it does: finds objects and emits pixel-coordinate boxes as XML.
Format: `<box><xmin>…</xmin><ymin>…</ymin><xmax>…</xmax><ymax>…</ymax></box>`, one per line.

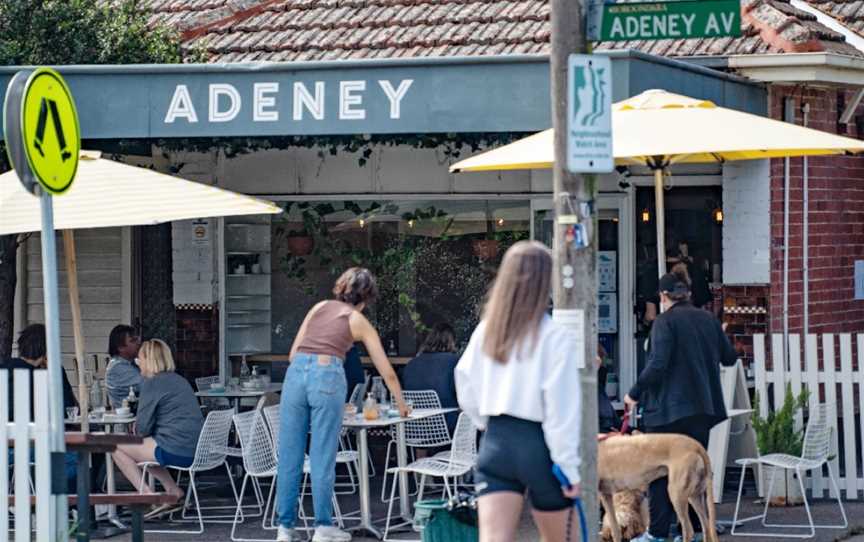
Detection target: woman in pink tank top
<box><xmin>275</xmin><ymin>268</ymin><xmax>408</xmax><ymax>542</ymax></box>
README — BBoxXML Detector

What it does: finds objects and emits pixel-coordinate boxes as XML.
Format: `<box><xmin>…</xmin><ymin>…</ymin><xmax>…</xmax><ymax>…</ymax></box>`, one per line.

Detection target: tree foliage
<box><xmin>0</xmin><ymin>0</ymin><xmax>193</xmax><ymax>361</ymax></box>
<box><xmin>0</xmin><ymin>0</ymin><xmax>188</xmax><ymax>65</ymax></box>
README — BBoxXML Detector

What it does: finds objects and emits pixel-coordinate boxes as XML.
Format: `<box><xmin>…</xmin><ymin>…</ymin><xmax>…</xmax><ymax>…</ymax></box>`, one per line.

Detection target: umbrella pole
<box><xmin>654</xmin><ymin>167</ymin><xmax>666</xmax><ymax>279</ymax></box>
<box><xmin>63</xmin><ymin>230</ymin><xmax>89</xmax><ymax>433</ymax></box>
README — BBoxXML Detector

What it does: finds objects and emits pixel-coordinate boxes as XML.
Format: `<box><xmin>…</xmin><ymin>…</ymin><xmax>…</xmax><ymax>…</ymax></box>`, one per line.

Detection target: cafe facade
<box><xmin>4</xmin><ymin>51</ymin><xmax>771</xmax><ymax>407</ymax></box>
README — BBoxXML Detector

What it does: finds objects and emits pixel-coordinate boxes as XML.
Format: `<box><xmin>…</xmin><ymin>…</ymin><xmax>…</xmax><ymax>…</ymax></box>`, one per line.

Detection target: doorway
<box><xmin>531</xmin><ymin>193</ymin><xmax>635</xmax><ymax>407</ymax></box>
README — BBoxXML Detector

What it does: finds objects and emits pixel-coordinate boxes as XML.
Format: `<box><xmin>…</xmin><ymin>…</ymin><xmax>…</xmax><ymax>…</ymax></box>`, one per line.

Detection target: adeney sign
<box><xmin>589</xmin><ymin>0</ymin><xmax>741</xmax><ymax>42</ymax></box>
<box><xmin>0</xmin><ymin>60</ymin><xmax>552</xmax><ymax>139</ymax></box>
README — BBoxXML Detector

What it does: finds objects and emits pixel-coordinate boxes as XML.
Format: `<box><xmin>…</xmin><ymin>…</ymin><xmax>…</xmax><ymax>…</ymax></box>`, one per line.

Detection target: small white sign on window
<box><xmin>856</xmin><ymin>261</ymin><xmax>864</xmax><ymax>300</ymax></box>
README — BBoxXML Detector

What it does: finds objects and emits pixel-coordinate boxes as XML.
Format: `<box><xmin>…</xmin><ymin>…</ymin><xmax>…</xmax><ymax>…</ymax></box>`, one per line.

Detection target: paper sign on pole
<box><xmin>566</xmin><ymin>55</ymin><xmax>613</xmax><ymax>174</ymax></box>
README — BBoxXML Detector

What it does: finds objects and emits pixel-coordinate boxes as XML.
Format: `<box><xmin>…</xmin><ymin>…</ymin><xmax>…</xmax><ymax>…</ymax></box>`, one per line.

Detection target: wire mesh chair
<box><xmin>379</xmin><ymin>390</ymin><xmax>452</xmax><ymax>502</ymax></box>
<box><xmin>139</xmin><ymin>409</ymin><xmax>241</xmax><ymax>534</ymax></box>
<box><xmin>230</xmin><ymin>409</ymin><xmax>280</xmax><ymax>542</ymax></box>
<box><xmin>383</xmin><ymin>412</ymin><xmax>478</xmax><ymax>541</ymax></box>
<box><xmin>731</xmin><ymin>402</ymin><xmax>847</xmax><ymax>538</ymax></box>
<box><xmin>261</xmin><ymin>405</ymin><xmax>343</xmax><ymax>531</ymax></box>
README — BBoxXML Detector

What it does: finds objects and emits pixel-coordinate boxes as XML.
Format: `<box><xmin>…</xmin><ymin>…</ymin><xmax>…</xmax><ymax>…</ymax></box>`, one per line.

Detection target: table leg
<box><xmin>77</xmin><ymin>451</ymin><xmax>91</xmax><ymax>542</ymax></box>
<box><xmin>396</xmin><ymin>423</ymin><xmax>411</xmax><ymax>522</ymax></box>
<box><xmin>350</xmin><ymin>428</ymin><xmax>382</xmax><ymax>539</ymax></box>
<box><xmin>104</xmin><ymin>424</ymin><xmax>126</xmax><ymax>529</ymax></box>
<box><xmin>131</xmin><ymin>507</ymin><xmax>143</xmax><ymax>542</ymax></box>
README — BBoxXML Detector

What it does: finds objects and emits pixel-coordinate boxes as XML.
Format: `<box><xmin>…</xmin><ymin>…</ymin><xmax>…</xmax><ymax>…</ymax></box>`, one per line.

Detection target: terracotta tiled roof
<box><xmin>805</xmin><ymin>0</ymin><xmax>864</xmax><ymax>39</ymax></box>
<box><xmin>180</xmin><ymin>0</ymin><xmax>551</xmax><ymax>62</ymax></box>
<box><xmin>596</xmin><ymin>0</ymin><xmax>862</xmax><ymax>56</ymax></box>
<box><xmin>145</xmin><ymin>0</ymin><xmax>862</xmax><ymax>62</ymax></box>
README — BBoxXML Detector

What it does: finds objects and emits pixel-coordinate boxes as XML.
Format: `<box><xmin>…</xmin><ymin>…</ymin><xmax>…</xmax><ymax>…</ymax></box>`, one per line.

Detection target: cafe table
<box><xmin>66</xmin><ymin>413</ymin><xmax>136</xmax><ymax>533</ymax></box>
<box><xmin>195</xmin><ymin>382</ymin><xmax>282</xmax><ymax>412</ymax></box>
<box><xmin>341</xmin><ymin>408</ymin><xmax>458</xmax><ymax>539</ymax></box>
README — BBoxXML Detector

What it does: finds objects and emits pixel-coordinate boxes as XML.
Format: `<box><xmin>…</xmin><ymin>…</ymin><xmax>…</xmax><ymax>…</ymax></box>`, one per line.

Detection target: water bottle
<box><xmin>90</xmin><ymin>381</ymin><xmax>105</xmax><ymax>420</ymax></box>
<box><xmin>240</xmin><ymin>356</ymin><xmax>251</xmax><ymax>380</ymax></box>
<box><xmin>372</xmin><ymin>377</ymin><xmax>389</xmax><ymax>409</ymax></box>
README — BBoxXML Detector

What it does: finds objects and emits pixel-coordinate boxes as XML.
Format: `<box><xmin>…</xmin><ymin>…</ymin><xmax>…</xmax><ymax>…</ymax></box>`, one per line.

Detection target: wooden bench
<box><xmin>9</xmin><ymin>492</ymin><xmax>179</xmax><ymax>542</ymax></box>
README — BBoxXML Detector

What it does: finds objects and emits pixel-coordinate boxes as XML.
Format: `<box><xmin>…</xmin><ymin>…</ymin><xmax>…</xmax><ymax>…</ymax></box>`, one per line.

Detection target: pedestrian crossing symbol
<box><xmin>20</xmin><ymin>68</ymin><xmax>80</xmax><ymax>195</ymax></box>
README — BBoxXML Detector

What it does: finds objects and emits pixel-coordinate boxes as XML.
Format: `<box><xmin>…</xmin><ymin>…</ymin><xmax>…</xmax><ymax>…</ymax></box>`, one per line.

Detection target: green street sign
<box><xmin>591</xmin><ymin>0</ymin><xmax>742</xmax><ymax>42</ymax></box>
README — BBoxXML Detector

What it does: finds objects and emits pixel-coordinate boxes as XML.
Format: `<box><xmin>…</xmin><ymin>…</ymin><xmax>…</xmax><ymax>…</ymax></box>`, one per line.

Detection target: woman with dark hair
<box><xmin>625</xmin><ymin>265</ymin><xmax>737</xmax><ymax>542</ymax></box>
<box><xmin>456</xmin><ymin>241</ymin><xmax>581</xmax><ymax>542</ymax></box>
<box><xmin>1</xmin><ymin>324</ymin><xmax>78</xmax><ymax>490</ymax></box>
<box><xmin>276</xmin><ymin>267</ymin><xmax>408</xmax><ymax>542</ymax></box>
<box><xmin>402</xmin><ymin>323</ymin><xmax>460</xmax><ymax>434</ymax></box>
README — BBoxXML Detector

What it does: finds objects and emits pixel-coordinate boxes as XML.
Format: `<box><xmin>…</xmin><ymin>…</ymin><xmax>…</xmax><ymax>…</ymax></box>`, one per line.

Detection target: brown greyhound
<box><xmin>598</xmin><ymin>433</ymin><xmax>718</xmax><ymax>542</ymax></box>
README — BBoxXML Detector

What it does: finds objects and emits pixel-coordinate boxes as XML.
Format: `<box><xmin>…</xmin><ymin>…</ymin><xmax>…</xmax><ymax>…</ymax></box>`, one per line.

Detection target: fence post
<box><xmin>0</xmin><ymin>370</ymin><xmax>8</xmax><ymax>537</ymax></box>
<box><xmin>839</xmin><ymin>335</ymin><xmax>856</xmax><ymax>499</ymax></box>
<box><xmin>13</xmin><ymin>369</ymin><xmax>31</xmax><ymax>542</ymax></box>
<box><xmin>34</xmin><ymin>370</ymin><xmax>53</xmax><ymax>535</ymax></box>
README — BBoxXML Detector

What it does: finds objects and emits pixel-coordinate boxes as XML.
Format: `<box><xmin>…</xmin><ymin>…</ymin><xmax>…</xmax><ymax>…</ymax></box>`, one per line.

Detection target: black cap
<box><xmin>659</xmin><ymin>273</ymin><xmax>690</xmax><ymax>295</ymax></box>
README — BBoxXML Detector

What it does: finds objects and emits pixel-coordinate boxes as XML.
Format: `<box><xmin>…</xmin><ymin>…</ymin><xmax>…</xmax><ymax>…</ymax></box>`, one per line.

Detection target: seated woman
<box><xmin>402</xmin><ymin>323</ymin><xmax>460</xmax><ymax>434</ymax></box>
<box><xmin>112</xmin><ymin>339</ymin><xmax>203</xmax><ymax>504</ymax></box>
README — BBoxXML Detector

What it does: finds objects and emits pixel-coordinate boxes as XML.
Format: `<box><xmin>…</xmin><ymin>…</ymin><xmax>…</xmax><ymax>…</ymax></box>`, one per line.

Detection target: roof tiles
<box><xmin>142</xmin><ymin>0</ymin><xmax>862</xmax><ymax>62</ymax></box>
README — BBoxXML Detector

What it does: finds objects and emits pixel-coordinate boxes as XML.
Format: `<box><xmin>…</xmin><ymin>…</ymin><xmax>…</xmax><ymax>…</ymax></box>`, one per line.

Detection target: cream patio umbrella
<box><xmin>450</xmin><ymin>89</ymin><xmax>864</xmax><ymax>278</ymax></box>
<box><xmin>0</xmin><ymin>150</ymin><xmax>281</xmax><ymax>429</ymax></box>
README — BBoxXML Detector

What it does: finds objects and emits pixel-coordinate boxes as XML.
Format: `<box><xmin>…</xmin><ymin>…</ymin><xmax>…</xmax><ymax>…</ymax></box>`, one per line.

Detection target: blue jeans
<box><xmin>277</xmin><ymin>353</ymin><xmax>346</xmax><ymax>528</ymax></box>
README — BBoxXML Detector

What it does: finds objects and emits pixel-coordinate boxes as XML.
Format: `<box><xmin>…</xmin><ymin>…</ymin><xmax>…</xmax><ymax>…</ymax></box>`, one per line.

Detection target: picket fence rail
<box><xmin>753</xmin><ymin>333</ymin><xmax>864</xmax><ymax>501</ymax></box>
<box><xmin>0</xmin><ymin>368</ymin><xmax>57</xmax><ymax>541</ymax></box>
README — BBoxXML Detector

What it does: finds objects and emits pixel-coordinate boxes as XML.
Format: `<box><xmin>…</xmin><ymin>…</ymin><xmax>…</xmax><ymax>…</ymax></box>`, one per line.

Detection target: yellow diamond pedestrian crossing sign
<box><xmin>4</xmin><ymin>67</ymin><xmax>80</xmax><ymax>195</ymax></box>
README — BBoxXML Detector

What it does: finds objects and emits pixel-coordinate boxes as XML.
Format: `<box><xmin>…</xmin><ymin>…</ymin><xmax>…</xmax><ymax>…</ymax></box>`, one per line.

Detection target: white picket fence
<box><xmin>0</xmin><ymin>368</ymin><xmax>58</xmax><ymax>540</ymax></box>
<box><xmin>754</xmin><ymin>333</ymin><xmax>864</xmax><ymax>500</ymax></box>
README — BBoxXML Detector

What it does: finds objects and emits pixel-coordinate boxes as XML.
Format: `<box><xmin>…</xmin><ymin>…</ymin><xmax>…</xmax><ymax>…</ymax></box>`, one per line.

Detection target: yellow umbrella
<box><xmin>451</xmin><ymin>89</ymin><xmax>864</xmax><ymax>276</ymax></box>
<box><xmin>0</xmin><ymin>150</ymin><xmax>280</xmax><ymax>429</ymax></box>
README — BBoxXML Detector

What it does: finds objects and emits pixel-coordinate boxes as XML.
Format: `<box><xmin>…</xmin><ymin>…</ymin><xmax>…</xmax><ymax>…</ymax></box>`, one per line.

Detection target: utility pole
<box><xmin>551</xmin><ymin>0</ymin><xmax>599</xmax><ymax>539</ymax></box>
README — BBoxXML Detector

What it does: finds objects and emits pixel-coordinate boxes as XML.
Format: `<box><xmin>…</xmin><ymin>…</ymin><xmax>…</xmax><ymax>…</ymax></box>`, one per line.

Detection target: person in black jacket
<box><xmin>625</xmin><ymin>266</ymin><xmax>737</xmax><ymax>542</ymax></box>
<box><xmin>402</xmin><ymin>323</ymin><xmax>459</xmax><ymax>435</ymax></box>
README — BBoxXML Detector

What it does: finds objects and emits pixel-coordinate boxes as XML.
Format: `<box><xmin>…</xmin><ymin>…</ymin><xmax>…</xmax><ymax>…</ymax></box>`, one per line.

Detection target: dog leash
<box><xmin>552</xmin><ymin>464</ymin><xmax>588</xmax><ymax>542</ymax></box>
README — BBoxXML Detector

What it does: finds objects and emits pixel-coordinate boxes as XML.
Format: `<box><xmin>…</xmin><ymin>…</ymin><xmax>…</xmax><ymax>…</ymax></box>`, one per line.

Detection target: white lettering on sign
<box><xmin>378</xmin><ymin>79</ymin><xmax>413</xmax><ymax>119</ymax></box>
<box><xmin>164</xmin><ymin>84</ymin><xmax>198</xmax><ymax>124</ymax></box>
<box><xmin>209</xmin><ymin>84</ymin><xmax>241</xmax><ymax>122</ymax></box>
<box><xmin>254</xmin><ymin>82</ymin><xmax>279</xmax><ymax>122</ymax></box>
<box><xmin>162</xmin><ymin>79</ymin><xmax>415</xmax><ymax>124</ymax></box>
<box><xmin>611</xmin><ymin>12</ymin><xmax>696</xmax><ymax>39</ymax></box>
<box><xmin>339</xmin><ymin>81</ymin><xmax>366</xmax><ymax>120</ymax></box>
<box><xmin>293</xmin><ymin>82</ymin><xmax>324</xmax><ymax>120</ymax></box>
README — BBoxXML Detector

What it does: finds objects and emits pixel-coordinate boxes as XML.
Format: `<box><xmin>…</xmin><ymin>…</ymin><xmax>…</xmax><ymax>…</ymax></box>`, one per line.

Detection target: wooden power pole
<box><xmin>551</xmin><ymin>0</ymin><xmax>599</xmax><ymax>539</ymax></box>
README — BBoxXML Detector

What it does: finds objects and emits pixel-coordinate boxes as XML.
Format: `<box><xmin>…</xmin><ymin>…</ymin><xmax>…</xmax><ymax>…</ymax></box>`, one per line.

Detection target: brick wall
<box><xmin>175</xmin><ymin>305</ymin><xmax>219</xmax><ymax>380</ymax></box>
<box><xmin>768</xmin><ymin>85</ymin><xmax>864</xmax><ymax>335</ymax></box>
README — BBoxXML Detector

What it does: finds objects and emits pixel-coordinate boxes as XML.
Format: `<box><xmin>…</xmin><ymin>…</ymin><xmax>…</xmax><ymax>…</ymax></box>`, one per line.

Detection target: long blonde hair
<box><xmin>482</xmin><ymin>241</ymin><xmax>552</xmax><ymax>363</ymax></box>
<box><xmin>138</xmin><ymin>339</ymin><xmax>176</xmax><ymax>378</ymax></box>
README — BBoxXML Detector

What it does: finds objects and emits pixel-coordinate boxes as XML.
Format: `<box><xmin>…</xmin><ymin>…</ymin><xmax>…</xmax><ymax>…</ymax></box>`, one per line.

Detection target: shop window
<box><xmin>270</xmin><ymin>200</ymin><xmax>530</xmax><ymax>356</ymax></box>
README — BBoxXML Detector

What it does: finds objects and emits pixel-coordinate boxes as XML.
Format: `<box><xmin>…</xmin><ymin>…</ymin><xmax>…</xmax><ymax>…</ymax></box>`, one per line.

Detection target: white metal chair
<box><xmin>231</xmin><ymin>409</ymin><xmax>280</xmax><ymax>541</ymax></box>
<box><xmin>379</xmin><ymin>390</ymin><xmax>452</xmax><ymax>502</ymax></box>
<box><xmin>731</xmin><ymin>403</ymin><xmax>847</xmax><ymax>538</ymax></box>
<box><xmin>259</xmin><ymin>405</ymin><xmax>352</xmax><ymax>530</ymax></box>
<box><xmin>139</xmin><ymin>408</ymin><xmax>242</xmax><ymax>534</ymax></box>
<box><xmin>383</xmin><ymin>412</ymin><xmax>477</xmax><ymax>540</ymax></box>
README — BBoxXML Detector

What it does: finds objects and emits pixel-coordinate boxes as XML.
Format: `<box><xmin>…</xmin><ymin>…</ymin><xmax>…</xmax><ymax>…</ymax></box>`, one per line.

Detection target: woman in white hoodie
<box><xmin>456</xmin><ymin>241</ymin><xmax>582</xmax><ymax>542</ymax></box>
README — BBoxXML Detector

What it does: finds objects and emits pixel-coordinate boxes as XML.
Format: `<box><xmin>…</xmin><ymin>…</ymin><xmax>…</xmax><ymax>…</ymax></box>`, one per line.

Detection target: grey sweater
<box><xmin>105</xmin><ymin>357</ymin><xmax>142</xmax><ymax>409</ymax></box>
<box><xmin>137</xmin><ymin>372</ymin><xmax>204</xmax><ymax>458</ymax></box>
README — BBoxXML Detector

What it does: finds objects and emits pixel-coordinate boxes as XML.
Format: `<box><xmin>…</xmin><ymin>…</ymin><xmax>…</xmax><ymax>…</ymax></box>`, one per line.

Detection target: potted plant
<box><xmin>751</xmin><ymin>384</ymin><xmax>810</xmax><ymax>506</ymax></box>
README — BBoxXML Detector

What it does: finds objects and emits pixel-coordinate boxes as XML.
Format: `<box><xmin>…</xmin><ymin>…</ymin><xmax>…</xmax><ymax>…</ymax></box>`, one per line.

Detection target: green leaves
<box><xmin>752</xmin><ymin>383</ymin><xmax>810</xmax><ymax>456</ymax></box>
<box><xmin>0</xmin><ymin>0</ymin><xmax>189</xmax><ymax>66</ymax></box>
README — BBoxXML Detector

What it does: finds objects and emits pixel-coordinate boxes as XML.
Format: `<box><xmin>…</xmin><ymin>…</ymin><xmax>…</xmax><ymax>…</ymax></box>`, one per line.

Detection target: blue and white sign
<box><xmin>566</xmin><ymin>55</ymin><xmax>613</xmax><ymax>173</ymax></box>
<box><xmin>856</xmin><ymin>260</ymin><xmax>864</xmax><ymax>300</ymax></box>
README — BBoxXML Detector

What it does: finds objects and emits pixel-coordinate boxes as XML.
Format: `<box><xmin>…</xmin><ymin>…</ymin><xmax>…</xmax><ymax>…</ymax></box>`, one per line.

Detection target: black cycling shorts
<box><xmin>475</xmin><ymin>415</ymin><xmax>571</xmax><ymax>512</ymax></box>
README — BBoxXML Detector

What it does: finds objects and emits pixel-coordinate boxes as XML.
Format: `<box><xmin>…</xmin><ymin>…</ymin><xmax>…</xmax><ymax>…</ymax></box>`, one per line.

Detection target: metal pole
<box><xmin>654</xmin><ymin>167</ymin><xmax>666</xmax><ymax>279</ymax></box>
<box><xmin>551</xmin><ymin>0</ymin><xmax>598</xmax><ymax>537</ymax></box>
<box><xmin>39</xmin><ymin>189</ymin><xmax>69</xmax><ymax>540</ymax></box>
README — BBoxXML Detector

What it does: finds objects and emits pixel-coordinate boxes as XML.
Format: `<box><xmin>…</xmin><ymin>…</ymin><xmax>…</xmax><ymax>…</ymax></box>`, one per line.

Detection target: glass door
<box><xmin>531</xmin><ymin>194</ymin><xmax>635</xmax><ymax>407</ymax></box>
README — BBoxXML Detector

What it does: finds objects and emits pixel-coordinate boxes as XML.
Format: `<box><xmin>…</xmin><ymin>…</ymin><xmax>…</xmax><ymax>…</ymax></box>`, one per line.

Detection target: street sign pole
<box><xmin>551</xmin><ymin>0</ymin><xmax>599</xmax><ymax>536</ymax></box>
<box><xmin>38</xmin><ymin>187</ymin><xmax>69</xmax><ymax>540</ymax></box>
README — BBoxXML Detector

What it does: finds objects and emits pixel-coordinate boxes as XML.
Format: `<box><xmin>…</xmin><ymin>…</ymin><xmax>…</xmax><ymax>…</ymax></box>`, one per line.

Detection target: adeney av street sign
<box><xmin>588</xmin><ymin>0</ymin><xmax>742</xmax><ymax>42</ymax></box>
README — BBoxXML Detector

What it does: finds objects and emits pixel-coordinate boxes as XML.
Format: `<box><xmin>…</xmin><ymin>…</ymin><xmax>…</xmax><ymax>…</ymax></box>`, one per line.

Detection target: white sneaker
<box><xmin>277</xmin><ymin>525</ymin><xmax>300</xmax><ymax>541</ymax></box>
<box><xmin>312</xmin><ymin>525</ymin><xmax>352</xmax><ymax>542</ymax></box>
